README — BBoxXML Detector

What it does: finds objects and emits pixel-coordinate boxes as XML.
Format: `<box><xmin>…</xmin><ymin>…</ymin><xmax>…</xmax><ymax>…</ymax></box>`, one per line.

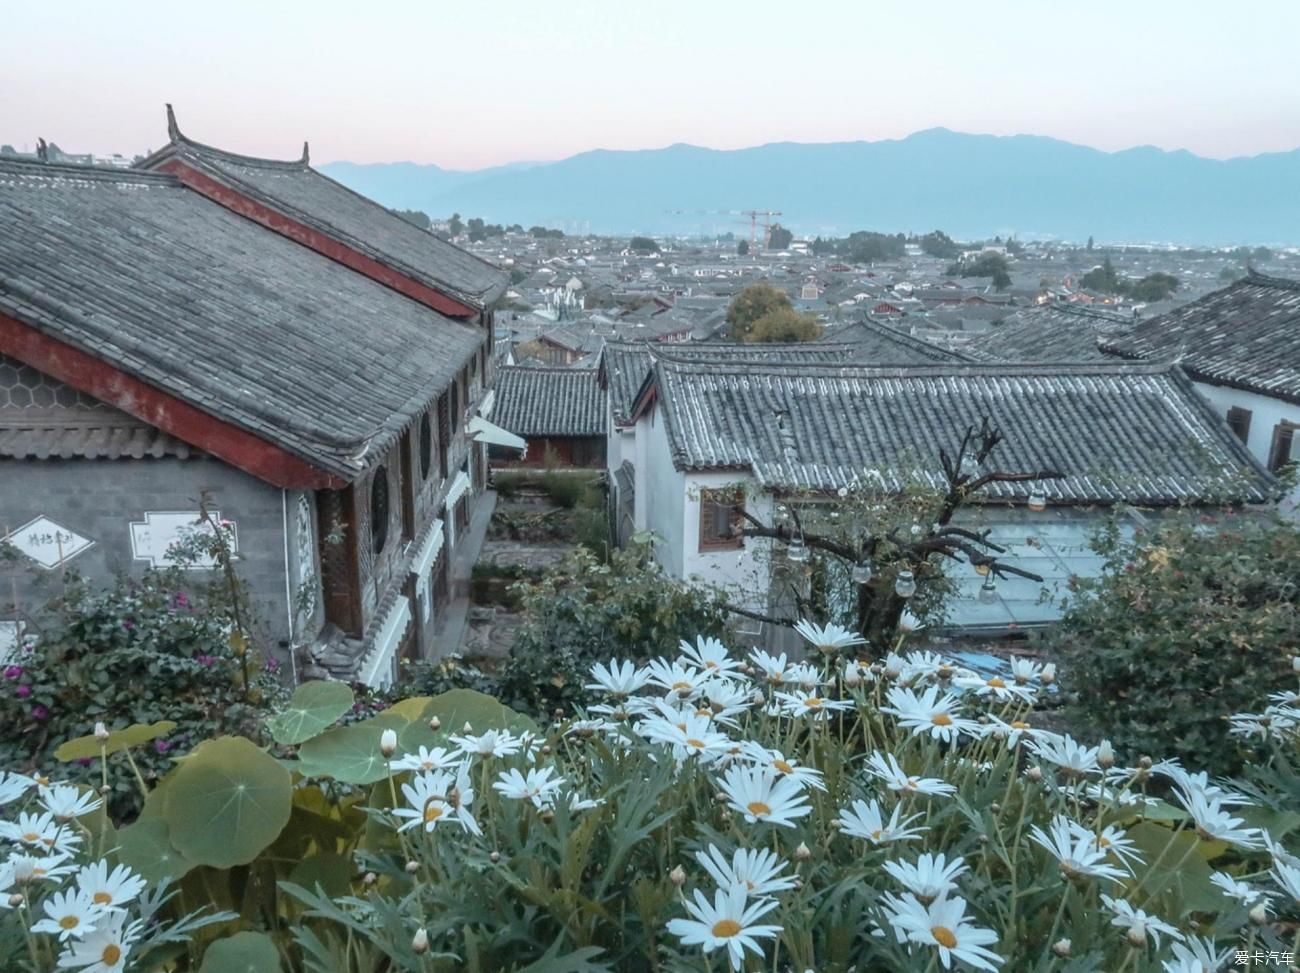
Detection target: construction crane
<box><xmin>664</xmin><ymin>208</ymin><xmax>783</xmax><ymax>251</ymax></box>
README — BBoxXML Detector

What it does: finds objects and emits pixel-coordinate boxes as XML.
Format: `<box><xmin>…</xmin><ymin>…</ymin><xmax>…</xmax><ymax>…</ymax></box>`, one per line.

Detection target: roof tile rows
<box><xmin>968</xmin><ymin>302</ymin><xmax>1136</xmax><ymax>363</ymax></box>
<box><xmin>493</xmin><ymin>366</ymin><xmax>607</xmax><ymax>437</ymax></box>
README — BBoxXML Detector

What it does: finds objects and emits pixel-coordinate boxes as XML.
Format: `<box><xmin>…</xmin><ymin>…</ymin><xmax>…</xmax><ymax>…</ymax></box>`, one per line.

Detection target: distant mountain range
<box><xmin>321</xmin><ymin>129</ymin><xmax>1300</xmax><ymax>245</ymax></box>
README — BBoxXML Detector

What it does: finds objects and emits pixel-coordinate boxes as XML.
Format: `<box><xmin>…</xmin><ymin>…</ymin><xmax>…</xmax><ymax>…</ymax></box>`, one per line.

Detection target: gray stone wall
<box><xmin>0</xmin><ymin>456</ymin><xmax>298</xmax><ymax>654</ymax></box>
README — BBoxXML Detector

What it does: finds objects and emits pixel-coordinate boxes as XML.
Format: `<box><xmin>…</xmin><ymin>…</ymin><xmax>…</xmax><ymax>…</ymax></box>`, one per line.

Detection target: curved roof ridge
<box><xmin>1244</xmin><ymin>268</ymin><xmax>1300</xmax><ymax>290</ymax></box>
<box><xmin>165</xmin><ymin>103</ymin><xmax>309</xmax><ymax>170</ymax></box>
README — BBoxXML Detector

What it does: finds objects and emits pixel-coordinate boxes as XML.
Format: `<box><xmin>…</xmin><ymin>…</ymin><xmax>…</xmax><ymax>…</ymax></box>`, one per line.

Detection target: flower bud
<box><xmin>794</xmin><ymin>842</ymin><xmax>812</xmax><ymax>861</ymax></box>
<box><xmin>412</xmin><ymin>928</ymin><xmax>429</xmax><ymax>955</ymax></box>
<box><xmin>1026</xmin><ymin>766</ymin><xmax>1043</xmax><ymax>782</ymax></box>
<box><xmin>363</xmin><ymin>871</ymin><xmax>377</xmax><ymax>886</ymax></box>
<box><xmin>405</xmin><ymin>860</ymin><xmax>420</xmax><ymax>874</ymax></box>
<box><xmin>1138</xmin><ymin>755</ymin><xmax>1153</xmax><ymax>770</ymax></box>
<box><xmin>1125</xmin><ymin>926</ymin><xmax>1146</xmax><ymax>948</ymax></box>
<box><xmin>1051</xmin><ymin>939</ymin><xmax>1071</xmax><ymax>958</ymax></box>
<box><xmin>98</xmin><ymin>785</ymin><xmax>112</xmax><ymax>796</ymax></box>
<box><xmin>669</xmin><ymin>865</ymin><xmax>686</xmax><ymax>886</ymax></box>
<box><xmin>1249</xmin><ymin>902</ymin><xmax>1269</xmax><ymax>925</ymax></box>
<box><xmin>462</xmin><ymin>722</ymin><xmax>473</xmax><ymax>733</ymax></box>
<box><xmin>1039</xmin><ymin>663</ymin><xmax>1057</xmax><ymax>685</ymax></box>
<box><xmin>540</xmin><ymin>810</ymin><xmax>554</xmax><ymax>824</ymax></box>
<box><xmin>1097</xmin><ymin>739</ymin><xmax>1115</xmax><ymax>770</ymax></box>
<box><xmin>7</xmin><ymin>893</ymin><xmax>23</xmax><ymax>908</ymax></box>
<box><xmin>94</xmin><ymin>722</ymin><xmax>110</xmax><ymax>742</ymax></box>
<box><xmin>428</xmin><ymin>716</ymin><xmax>441</xmax><ymax>731</ymax></box>
<box><xmin>1292</xmin><ymin>655</ymin><xmax>1300</xmax><ymax>674</ymax></box>
<box><xmin>380</xmin><ymin>729</ymin><xmax>398</xmax><ymax>759</ymax></box>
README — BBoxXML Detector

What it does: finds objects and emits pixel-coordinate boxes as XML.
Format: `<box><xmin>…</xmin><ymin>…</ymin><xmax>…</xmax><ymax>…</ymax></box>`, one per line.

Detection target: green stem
<box><xmin>123</xmin><ymin>749</ymin><xmax>150</xmax><ymax>802</ymax></box>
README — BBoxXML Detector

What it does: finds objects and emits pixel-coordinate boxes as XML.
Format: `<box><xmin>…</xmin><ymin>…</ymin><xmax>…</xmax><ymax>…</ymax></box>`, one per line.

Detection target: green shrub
<box><xmin>1057</xmin><ymin>511</ymin><xmax>1300</xmax><ymax>776</ymax></box>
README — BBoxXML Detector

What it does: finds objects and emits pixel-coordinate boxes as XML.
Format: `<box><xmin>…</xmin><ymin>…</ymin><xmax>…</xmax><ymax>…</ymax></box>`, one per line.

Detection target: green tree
<box><xmin>1086</xmin><ymin>235</ymin><xmax>1094</xmax><ymax>251</ymax></box>
<box><xmin>746</xmin><ymin>306</ymin><xmax>823</xmax><ymax>342</ymax></box>
<box><xmin>390</xmin><ymin>208</ymin><xmax>432</xmax><ymax>230</ymax></box>
<box><xmin>919</xmin><ymin>230</ymin><xmax>959</xmax><ymax>259</ymax></box>
<box><xmin>1059</xmin><ymin>513</ymin><xmax>1300</xmax><ymax>775</ymax></box>
<box><xmin>726</xmin><ymin>282</ymin><xmax>793</xmax><ymax>340</ymax></box>
<box><xmin>449</xmin><ymin>212</ymin><xmax>464</xmax><ymax>237</ymax></box>
<box><xmin>767</xmin><ymin>224</ymin><xmax>794</xmax><ymax>249</ymax></box>
<box><xmin>991</xmin><ymin>268</ymin><xmax>1012</xmax><ymax>291</ymax></box>
<box><xmin>1127</xmin><ymin>272</ymin><xmax>1179</xmax><ymax>302</ymax></box>
<box><xmin>1252</xmin><ymin>246</ymin><xmax>1273</xmax><ymax>263</ymax></box>
<box><xmin>468</xmin><ymin>217</ymin><xmax>486</xmax><ymax>242</ymax></box>
<box><xmin>628</xmin><ymin>236</ymin><xmax>659</xmax><ymax>254</ymax></box>
<box><xmin>737</xmin><ymin>239</ymin><xmax>750</xmax><ymax>256</ymax></box>
<box><xmin>1080</xmin><ymin>256</ymin><xmax>1121</xmax><ymax>294</ymax></box>
<box><xmin>949</xmin><ymin>251</ymin><xmax>1011</xmax><ymax>280</ymax></box>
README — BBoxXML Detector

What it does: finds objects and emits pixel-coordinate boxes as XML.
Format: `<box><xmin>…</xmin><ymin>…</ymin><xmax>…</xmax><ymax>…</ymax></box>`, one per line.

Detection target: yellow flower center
<box><xmin>987</xmin><ymin>678</ymin><xmax>1006</xmax><ymax>688</ymax></box>
<box><xmin>59</xmin><ymin>915</ymin><xmax>80</xmax><ymax>930</ymax></box>
<box><xmin>102</xmin><ymin>944</ymin><xmax>122</xmax><ymax>966</ymax></box>
<box><xmin>21</xmin><ymin>832</ymin><xmax>38</xmax><ymax>842</ymax></box>
<box><xmin>711</xmin><ymin>919</ymin><xmax>742</xmax><ymax>938</ymax></box>
<box><xmin>773</xmin><ymin>759</ymin><xmax>794</xmax><ymax>775</ymax></box>
<box><xmin>672</xmin><ymin>681</ymin><xmax>691</xmax><ymax>691</ymax></box>
<box><xmin>1097</xmin><ymin>836</ymin><xmax>1111</xmax><ymax>848</ymax></box>
<box><xmin>931</xmin><ymin>926</ymin><xmax>958</xmax><ymax>949</ymax></box>
<box><xmin>686</xmin><ymin>739</ymin><xmax>707</xmax><ymax>749</ymax></box>
<box><xmin>1011</xmin><ymin>721</ymin><xmax>1030</xmax><ymax>730</ymax></box>
<box><xmin>32</xmin><ymin>867</ymin><xmax>47</xmax><ymax>878</ymax></box>
<box><xmin>93</xmin><ymin>892</ymin><xmax>113</xmax><ymax>906</ymax></box>
<box><xmin>747</xmin><ymin>801</ymin><xmax>772</xmax><ymax>817</ymax></box>
<box><xmin>705</xmin><ymin>661</ymin><xmax>719</xmax><ymax>670</ymax></box>
<box><xmin>932</xmin><ymin>714</ymin><xmax>953</xmax><ymax>727</ymax></box>
<box><xmin>695</xmin><ymin>708</ymin><xmax>711</xmax><ymax>718</ymax></box>
<box><xmin>424</xmin><ymin>805</ymin><xmax>444</xmax><ymax>823</ymax></box>
<box><xmin>871</xmin><ymin>829</ymin><xmax>883</xmax><ymax>840</ymax></box>
<box><xmin>803</xmin><ymin>697</ymin><xmax>824</xmax><ymax>708</ymax></box>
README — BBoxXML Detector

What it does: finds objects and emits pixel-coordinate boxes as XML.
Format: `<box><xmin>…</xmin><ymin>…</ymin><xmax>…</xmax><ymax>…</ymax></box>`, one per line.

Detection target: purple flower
<box><xmin>15</xmin><ymin>685</ymin><xmax>31</xmax><ymax>699</ymax></box>
<box><xmin>31</xmin><ymin>704</ymin><xmax>49</xmax><ymax>721</ymax></box>
<box><xmin>195</xmin><ymin>654</ymin><xmax>216</xmax><ymax>668</ymax></box>
<box><xmin>3</xmin><ymin>665</ymin><xmax>21</xmax><ymax>680</ymax></box>
<box><xmin>154</xmin><ymin>738</ymin><xmax>171</xmax><ymax>754</ymax></box>
<box><xmin>172</xmin><ymin>592</ymin><xmax>190</xmax><ymax>609</ymax></box>
<box><xmin>264</xmin><ymin>659</ymin><xmax>280</xmax><ymax>673</ymax></box>
<box><xmin>122</xmin><ymin>620</ymin><xmax>135</xmax><ymax>631</ymax></box>
<box><xmin>77</xmin><ymin>758</ymin><xmax>93</xmax><ymax>768</ymax></box>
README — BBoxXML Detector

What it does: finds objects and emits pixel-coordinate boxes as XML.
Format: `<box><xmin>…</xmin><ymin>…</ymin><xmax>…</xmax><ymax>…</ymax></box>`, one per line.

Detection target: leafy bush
<box><xmin>1058</xmin><ymin>511</ymin><xmax>1300</xmax><ymax>775</ymax></box>
<box><xmin>0</xmin><ymin>568</ymin><xmax>283</xmax><ymax>818</ymax></box>
<box><xmin>494</xmin><ymin>538</ymin><xmax>730</xmax><ymax>715</ymax></box>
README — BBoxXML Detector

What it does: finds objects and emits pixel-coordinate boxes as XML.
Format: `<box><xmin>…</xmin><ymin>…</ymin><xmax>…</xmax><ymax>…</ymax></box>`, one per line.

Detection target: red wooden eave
<box><xmin>156</xmin><ymin>160</ymin><xmax>478</xmax><ymax>320</ymax></box>
<box><xmin>0</xmin><ymin>312</ymin><xmax>346</xmax><ymax>490</ymax></box>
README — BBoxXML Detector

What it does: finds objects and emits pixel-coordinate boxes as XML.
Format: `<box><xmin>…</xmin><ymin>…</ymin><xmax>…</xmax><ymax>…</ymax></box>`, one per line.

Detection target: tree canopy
<box><xmin>725</xmin><ymin>282</ymin><xmax>792</xmax><ymax>340</ymax></box>
<box><xmin>746</xmin><ymin>305</ymin><xmax>823</xmax><ymax>342</ymax></box>
<box><xmin>767</xmin><ymin>224</ymin><xmax>794</xmax><ymax>249</ymax></box>
<box><xmin>390</xmin><ymin>208</ymin><xmax>432</xmax><ymax>230</ymax></box>
<box><xmin>628</xmin><ymin>236</ymin><xmax>659</xmax><ymax>254</ymax></box>
<box><xmin>736</xmin><ymin>239</ymin><xmax>749</xmax><ymax>256</ymax></box>
<box><xmin>918</xmin><ymin>230</ymin><xmax>959</xmax><ymax>259</ymax></box>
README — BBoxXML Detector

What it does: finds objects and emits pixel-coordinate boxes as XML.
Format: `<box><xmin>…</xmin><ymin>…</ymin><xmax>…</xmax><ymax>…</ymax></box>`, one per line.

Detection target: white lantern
<box><xmin>894</xmin><ymin>570</ymin><xmax>917</xmax><ymax>598</ymax></box>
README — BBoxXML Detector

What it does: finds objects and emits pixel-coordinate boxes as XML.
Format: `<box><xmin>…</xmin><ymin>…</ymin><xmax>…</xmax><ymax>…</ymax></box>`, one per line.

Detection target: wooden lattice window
<box><xmin>699</xmin><ymin>489</ymin><xmax>744</xmax><ymax>552</ymax></box>
<box><xmin>1269</xmin><ymin>422</ymin><xmax>1297</xmax><ymax>472</ymax></box>
<box><xmin>436</xmin><ymin>392</ymin><xmax>450</xmax><ymax>480</ymax></box>
<box><xmin>370</xmin><ymin>466</ymin><xmax>390</xmax><ymax>555</ymax></box>
<box><xmin>1226</xmin><ymin>407</ymin><xmax>1252</xmax><ymax>445</ymax></box>
<box><xmin>420</xmin><ymin>412</ymin><xmax>433</xmax><ymax>480</ymax></box>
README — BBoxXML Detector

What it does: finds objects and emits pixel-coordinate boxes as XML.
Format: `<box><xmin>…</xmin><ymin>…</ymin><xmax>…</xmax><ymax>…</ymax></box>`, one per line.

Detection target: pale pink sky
<box><xmin>5</xmin><ymin>0</ymin><xmax>1300</xmax><ymax>169</ymax></box>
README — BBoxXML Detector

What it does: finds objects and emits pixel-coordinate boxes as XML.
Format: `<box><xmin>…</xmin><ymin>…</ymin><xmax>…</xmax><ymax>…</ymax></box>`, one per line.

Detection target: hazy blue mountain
<box><xmin>323</xmin><ymin>129</ymin><xmax>1300</xmax><ymax>244</ymax></box>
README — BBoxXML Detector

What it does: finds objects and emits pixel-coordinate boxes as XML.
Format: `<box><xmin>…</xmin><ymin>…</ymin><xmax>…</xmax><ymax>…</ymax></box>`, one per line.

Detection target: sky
<box><xmin>5</xmin><ymin>0</ymin><xmax>1300</xmax><ymax>170</ymax></box>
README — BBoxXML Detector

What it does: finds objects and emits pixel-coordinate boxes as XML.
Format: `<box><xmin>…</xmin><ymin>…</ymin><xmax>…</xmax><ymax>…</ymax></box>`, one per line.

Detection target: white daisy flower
<box><xmin>1007</xmin><ymin>656</ymin><xmax>1044</xmax><ymax>685</ymax></box>
<box><xmin>492</xmin><ymin>767</ymin><xmax>566</xmax><ymax>809</ymax></box>
<box><xmin>1030</xmin><ymin>735</ymin><xmax>1102</xmax><ymax>778</ymax></box>
<box><xmin>586</xmin><ymin>659</ymin><xmax>651</xmax><ymax>698</ymax></box>
<box><xmin>449</xmin><ymin>729</ymin><xmax>521</xmax><ymax>760</ymax></box>
<box><xmin>882</xmin><ymin>853</ymin><xmax>968</xmax><ymax>901</ymax></box>
<box><xmin>1228</xmin><ymin>709</ymin><xmax>1298</xmax><ymax>742</ymax></box>
<box><xmin>793</xmin><ymin>619</ymin><xmax>866</xmax><ymax>655</ymax></box>
<box><xmin>747</xmin><ymin>649</ymin><xmax>789</xmax><ymax>685</ymax></box>
<box><xmin>0</xmin><ymin>771</ymin><xmax>33</xmax><ymax>806</ymax></box>
<box><xmin>1161</xmin><ymin>936</ymin><xmax>1235</xmax><ymax>973</ymax></box>
<box><xmin>785</xmin><ymin>662</ymin><xmax>823</xmax><ymax>691</ymax></box>
<box><xmin>1173</xmin><ymin>786</ymin><xmax>1263</xmax><ymax>849</ymax></box>
<box><xmin>740</xmin><ymin>742</ymin><xmax>826</xmax><ymax>791</ymax></box>
<box><xmin>1091</xmin><ymin>824</ymin><xmax>1143</xmax><ymax>868</ymax></box>
<box><xmin>862</xmin><ymin>752</ymin><xmax>956</xmax><ymax>798</ymax></box>
<box><xmin>1159</xmin><ymin>767</ymin><xmax>1251</xmax><ymax>805</ymax></box>
<box><xmin>644</xmin><ymin>659</ymin><xmax>708</xmax><ymax>700</ymax></box>
<box><xmin>981</xmin><ymin>716</ymin><xmax>1054</xmax><ymax>749</ymax></box>
<box><xmin>695</xmin><ymin>845</ymin><xmax>797</xmax><ymax>897</ymax></box>
<box><xmin>952</xmin><ymin>674</ymin><xmax>1036</xmax><ymax>703</ymax></box>
<box><xmin>882</xmin><ymin>686</ymin><xmax>980</xmax><ymax>743</ymax></box>
<box><xmin>50</xmin><ymin>909</ymin><xmax>141</xmax><ymax>973</ymax></box>
<box><xmin>394</xmin><ymin>767</ymin><xmax>479</xmax><ymax>835</ymax></box>
<box><xmin>665</xmin><ymin>886</ymin><xmax>781</xmax><ymax>970</ymax></box>
<box><xmin>4</xmin><ymin>852</ymin><xmax>76</xmax><ymax>885</ymax></box>
<box><xmin>700</xmin><ymin>677</ymin><xmax>756</xmax><ymax>716</ymax></box>
<box><xmin>564</xmin><ymin>718</ymin><xmax>619</xmax><ymax>739</ymax></box>
<box><xmin>0</xmin><ymin>810</ymin><xmax>82</xmax><ymax>854</ymax></box>
<box><xmin>882</xmin><ymin>652</ymin><xmax>908</xmax><ymax>680</ymax></box>
<box><xmin>773</xmin><ymin>689</ymin><xmax>854</xmax><ymax>720</ymax></box>
<box><xmin>717</xmin><ymin>766</ymin><xmax>812</xmax><ymax>828</ymax></box>
<box><xmin>1029</xmin><ymin>815</ymin><xmax>1129</xmax><ymax>883</ymax></box>
<box><xmin>1208</xmin><ymin>870</ymin><xmax>1269</xmax><ymax>908</ymax></box>
<box><xmin>1101</xmin><ymin>894</ymin><xmax>1182</xmax><ymax>947</ymax></box>
<box><xmin>636</xmin><ymin>711</ymin><xmax>730</xmax><ymax>761</ymax></box>
<box><xmin>677</xmin><ymin>636</ymin><xmax>742</xmax><ymax>677</ymax></box>
<box><xmin>1272</xmin><ymin>860</ymin><xmax>1300</xmax><ymax>905</ymax></box>
<box><xmin>899</xmin><ymin>650</ymin><xmax>954</xmax><ymax>685</ymax></box>
<box><xmin>835</xmin><ymin>798</ymin><xmax>929</xmax><ymax>845</ymax></box>
<box><xmin>882</xmin><ymin>892</ymin><xmax>1004</xmax><ymax>971</ymax></box>
<box><xmin>391</xmin><ymin>745</ymin><xmax>462</xmax><ymax>774</ymax></box>
<box><xmin>75</xmin><ymin>862</ymin><xmax>146</xmax><ymax>910</ymax></box>
<box><xmin>842</xmin><ymin>658</ymin><xmax>875</xmax><ymax>688</ymax></box>
<box><xmin>31</xmin><ymin>888</ymin><xmax>104</xmax><ymax>941</ymax></box>
<box><xmin>562</xmin><ymin>792</ymin><xmax>604</xmax><ymax>813</ymax></box>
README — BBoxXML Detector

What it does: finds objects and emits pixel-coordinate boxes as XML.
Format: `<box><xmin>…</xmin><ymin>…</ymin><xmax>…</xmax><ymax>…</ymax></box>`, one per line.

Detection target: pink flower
<box><xmin>195</xmin><ymin>654</ymin><xmax>216</xmax><ymax>668</ymax></box>
<box><xmin>3</xmin><ymin>665</ymin><xmax>21</xmax><ymax>680</ymax></box>
<box><xmin>15</xmin><ymin>685</ymin><xmax>31</xmax><ymax>698</ymax></box>
<box><xmin>31</xmin><ymin>704</ymin><xmax>49</xmax><ymax>721</ymax></box>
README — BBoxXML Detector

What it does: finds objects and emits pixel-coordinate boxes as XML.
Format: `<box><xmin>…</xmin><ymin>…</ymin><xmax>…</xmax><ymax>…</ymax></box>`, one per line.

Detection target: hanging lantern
<box><xmin>851</xmin><ymin>560</ymin><xmax>874</xmax><ymax>585</ymax></box>
<box><xmin>978</xmin><ymin>577</ymin><xmax>999</xmax><ymax>604</ymax></box>
<box><xmin>959</xmin><ymin>453</ymin><xmax>979</xmax><ymax>478</ymax></box>
<box><xmin>894</xmin><ymin>570</ymin><xmax>917</xmax><ymax>598</ymax></box>
<box><xmin>1027</xmin><ymin>492</ymin><xmax>1047</xmax><ymax>512</ymax></box>
<box><xmin>787</xmin><ymin>536</ymin><xmax>809</xmax><ymax>563</ymax></box>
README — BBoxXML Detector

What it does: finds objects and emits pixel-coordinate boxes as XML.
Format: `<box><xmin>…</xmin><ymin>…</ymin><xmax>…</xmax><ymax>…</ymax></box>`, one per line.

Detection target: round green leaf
<box><xmin>55</xmin><ymin>721</ymin><xmax>177</xmax><ymax>761</ymax></box>
<box><xmin>266</xmin><ymin>681</ymin><xmax>354</xmax><ymax>745</ymax></box>
<box><xmin>295</xmin><ymin>714</ymin><xmax>408</xmax><ymax>784</ymax></box>
<box><xmin>199</xmin><ymin>931</ymin><xmax>281</xmax><ymax>973</ymax></box>
<box><xmin>114</xmin><ymin>817</ymin><xmax>195</xmax><ymax>885</ymax></box>
<box><xmin>397</xmin><ymin>689</ymin><xmax>538</xmax><ymax>754</ymax></box>
<box><xmin>287</xmin><ymin>852</ymin><xmax>354</xmax><ymax>898</ymax></box>
<box><xmin>163</xmin><ymin>736</ymin><xmax>292</xmax><ymax>869</ymax></box>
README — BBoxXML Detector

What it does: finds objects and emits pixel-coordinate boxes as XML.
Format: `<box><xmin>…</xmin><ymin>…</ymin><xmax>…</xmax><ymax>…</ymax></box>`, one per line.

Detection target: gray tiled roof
<box><xmin>819</xmin><ymin>318</ymin><xmax>973</xmax><ymax>364</ymax></box>
<box><xmin>0</xmin><ymin>159</ymin><xmax>483</xmax><ymax>480</ymax></box>
<box><xmin>493</xmin><ymin>366</ymin><xmax>606</xmax><ymax>437</ymax></box>
<box><xmin>969</xmin><ymin>303</ymin><xmax>1135</xmax><ymax>363</ymax></box>
<box><xmin>141</xmin><ymin>124</ymin><xmax>507</xmax><ymax>310</ymax></box>
<box><xmin>600</xmin><ymin>340</ymin><xmax>863</xmax><ymax>427</ymax></box>
<box><xmin>648</xmin><ymin>358</ymin><xmax>1272</xmax><ymax>505</ymax></box>
<box><xmin>1100</xmin><ymin>272</ymin><xmax>1300</xmax><ymax>404</ymax></box>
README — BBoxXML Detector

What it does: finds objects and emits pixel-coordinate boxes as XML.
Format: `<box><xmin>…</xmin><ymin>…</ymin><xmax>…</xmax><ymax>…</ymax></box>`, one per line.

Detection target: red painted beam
<box><xmin>0</xmin><ymin>312</ymin><xmax>346</xmax><ymax>490</ymax></box>
<box><xmin>158</xmin><ymin>161</ymin><xmax>477</xmax><ymax>320</ymax></box>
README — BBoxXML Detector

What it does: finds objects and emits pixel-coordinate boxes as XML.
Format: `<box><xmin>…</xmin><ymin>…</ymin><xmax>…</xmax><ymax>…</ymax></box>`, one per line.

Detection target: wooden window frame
<box><xmin>1225</xmin><ymin>406</ymin><xmax>1252</xmax><ymax>445</ymax></box>
<box><xmin>436</xmin><ymin>391</ymin><xmax>450</xmax><ymax>481</ymax></box>
<box><xmin>698</xmin><ymin>489</ymin><xmax>745</xmax><ymax>552</ymax></box>
<box><xmin>1268</xmin><ymin>421</ymin><xmax>1297</xmax><ymax>472</ymax></box>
